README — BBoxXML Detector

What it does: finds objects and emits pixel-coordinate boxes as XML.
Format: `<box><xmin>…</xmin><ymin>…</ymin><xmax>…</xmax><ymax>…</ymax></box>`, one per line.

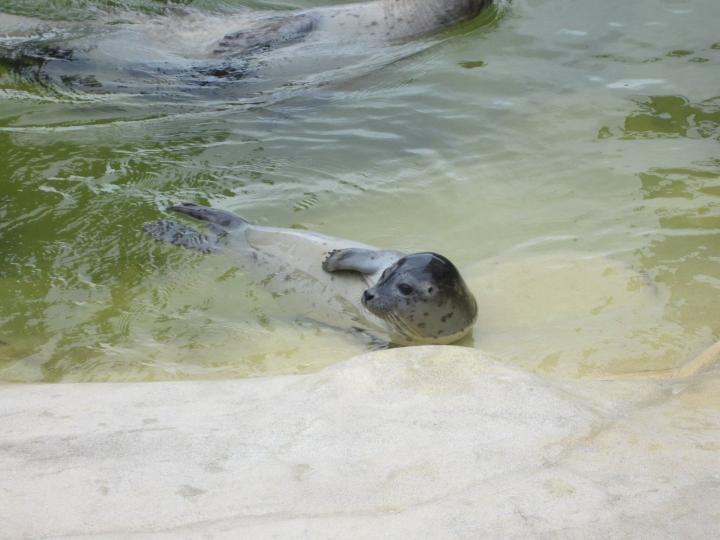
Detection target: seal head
<box><xmin>362</xmin><ymin>252</ymin><xmax>477</xmax><ymax>344</ymax></box>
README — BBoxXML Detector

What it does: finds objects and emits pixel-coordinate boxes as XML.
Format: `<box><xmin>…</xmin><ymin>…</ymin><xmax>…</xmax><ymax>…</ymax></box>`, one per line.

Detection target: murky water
<box><xmin>1</xmin><ymin>0</ymin><xmax>718</xmax><ymax>382</ymax></box>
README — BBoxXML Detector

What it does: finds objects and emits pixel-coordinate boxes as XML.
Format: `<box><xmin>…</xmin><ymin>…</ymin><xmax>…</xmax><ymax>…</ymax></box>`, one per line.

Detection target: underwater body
<box><xmin>0</xmin><ymin>0</ymin><xmax>493</xmax><ymax>99</ymax></box>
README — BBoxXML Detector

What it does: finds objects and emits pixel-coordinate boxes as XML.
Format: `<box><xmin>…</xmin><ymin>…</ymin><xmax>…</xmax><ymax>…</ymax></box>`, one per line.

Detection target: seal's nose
<box><xmin>363</xmin><ymin>290</ymin><xmax>375</xmax><ymax>303</ymax></box>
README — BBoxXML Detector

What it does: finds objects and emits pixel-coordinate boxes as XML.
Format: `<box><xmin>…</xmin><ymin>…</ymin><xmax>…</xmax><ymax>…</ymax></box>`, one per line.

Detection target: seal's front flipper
<box><xmin>144</xmin><ymin>219</ymin><xmax>221</xmax><ymax>253</ymax></box>
<box><xmin>169</xmin><ymin>202</ymin><xmax>249</xmax><ymax>230</ymax></box>
<box><xmin>322</xmin><ymin>248</ymin><xmax>403</xmax><ymax>275</ymax></box>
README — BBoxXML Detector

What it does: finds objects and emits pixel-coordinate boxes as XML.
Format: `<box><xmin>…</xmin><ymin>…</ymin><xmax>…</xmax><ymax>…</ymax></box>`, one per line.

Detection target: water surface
<box><xmin>1</xmin><ymin>0</ymin><xmax>718</xmax><ymax>381</ymax></box>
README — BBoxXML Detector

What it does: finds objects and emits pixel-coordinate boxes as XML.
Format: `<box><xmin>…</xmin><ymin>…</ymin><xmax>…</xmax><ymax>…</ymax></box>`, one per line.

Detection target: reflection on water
<box><xmin>599</xmin><ymin>95</ymin><xmax>720</xmax><ymax>140</ymax></box>
<box><xmin>0</xmin><ymin>0</ymin><xmax>718</xmax><ymax>381</ymax></box>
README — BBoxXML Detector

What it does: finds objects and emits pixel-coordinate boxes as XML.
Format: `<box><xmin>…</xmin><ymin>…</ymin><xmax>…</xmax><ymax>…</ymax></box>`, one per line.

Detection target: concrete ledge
<box><xmin>1</xmin><ymin>346</ymin><xmax>718</xmax><ymax>538</ymax></box>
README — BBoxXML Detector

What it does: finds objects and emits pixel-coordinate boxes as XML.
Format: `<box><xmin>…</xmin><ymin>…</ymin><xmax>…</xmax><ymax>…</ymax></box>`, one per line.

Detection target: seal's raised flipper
<box><xmin>144</xmin><ymin>219</ymin><xmax>221</xmax><ymax>253</ymax></box>
<box><xmin>322</xmin><ymin>248</ymin><xmax>403</xmax><ymax>275</ymax></box>
<box><xmin>169</xmin><ymin>202</ymin><xmax>249</xmax><ymax>230</ymax></box>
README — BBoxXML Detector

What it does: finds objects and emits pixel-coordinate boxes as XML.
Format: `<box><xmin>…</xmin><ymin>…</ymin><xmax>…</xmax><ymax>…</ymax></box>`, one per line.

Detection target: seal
<box><xmin>144</xmin><ymin>203</ymin><xmax>477</xmax><ymax>345</ymax></box>
<box><xmin>214</xmin><ymin>0</ymin><xmax>494</xmax><ymax>56</ymax></box>
<box><xmin>1</xmin><ymin>0</ymin><xmax>493</xmax><ymax>93</ymax></box>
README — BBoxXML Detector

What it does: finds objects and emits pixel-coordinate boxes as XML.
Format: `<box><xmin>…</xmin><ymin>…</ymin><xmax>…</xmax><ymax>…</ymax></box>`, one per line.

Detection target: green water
<box><xmin>1</xmin><ymin>0</ymin><xmax>718</xmax><ymax>382</ymax></box>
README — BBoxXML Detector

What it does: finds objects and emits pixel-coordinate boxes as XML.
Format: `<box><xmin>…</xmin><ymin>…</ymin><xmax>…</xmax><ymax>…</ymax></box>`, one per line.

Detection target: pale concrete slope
<box><xmin>0</xmin><ymin>346</ymin><xmax>718</xmax><ymax>538</ymax></box>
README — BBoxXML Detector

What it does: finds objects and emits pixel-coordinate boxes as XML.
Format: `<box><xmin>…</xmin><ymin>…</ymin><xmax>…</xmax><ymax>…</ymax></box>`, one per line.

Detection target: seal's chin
<box><xmin>364</xmin><ymin>299</ymin><xmax>473</xmax><ymax>346</ymax></box>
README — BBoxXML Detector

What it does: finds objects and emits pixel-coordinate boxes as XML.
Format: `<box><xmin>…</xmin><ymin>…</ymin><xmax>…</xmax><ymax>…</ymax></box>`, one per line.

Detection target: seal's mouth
<box><xmin>361</xmin><ymin>289</ymin><xmax>392</xmax><ymax>316</ymax></box>
<box><xmin>362</xmin><ymin>291</ymin><xmax>424</xmax><ymax>343</ymax></box>
<box><xmin>361</xmin><ymin>293</ymin><xmax>383</xmax><ymax>316</ymax></box>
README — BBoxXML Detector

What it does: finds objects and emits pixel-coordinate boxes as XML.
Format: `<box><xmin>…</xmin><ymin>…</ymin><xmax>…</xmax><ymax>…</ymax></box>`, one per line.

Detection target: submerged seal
<box><xmin>214</xmin><ymin>0</ymin><xmax>494</xmax><ymax>56</ymax></box>
<box><xmin>1</xmin><ymin>0</ymin><xmax>493</xmax><ymax>93</ymax></box>
<box><xmin>144</xmin><ymin>203</ymin><xmax>477</xmax><ymax>345</ymax></box>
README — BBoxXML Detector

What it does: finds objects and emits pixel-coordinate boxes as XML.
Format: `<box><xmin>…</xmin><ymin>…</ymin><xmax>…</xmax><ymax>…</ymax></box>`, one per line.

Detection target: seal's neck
<box><xmin>381</xmin><ymin>0</ymin><xmax>489</xmax><ymax>38</ymax></box>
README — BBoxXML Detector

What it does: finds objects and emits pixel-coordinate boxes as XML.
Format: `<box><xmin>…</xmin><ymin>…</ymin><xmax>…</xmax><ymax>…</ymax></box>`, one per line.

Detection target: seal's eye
<box><xmin>397</xmin><ymin>283</ymin><xmax>414</xmax><ymax>296</ymax></box>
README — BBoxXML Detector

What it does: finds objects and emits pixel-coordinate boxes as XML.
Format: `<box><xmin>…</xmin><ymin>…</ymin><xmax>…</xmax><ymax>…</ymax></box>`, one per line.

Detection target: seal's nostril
<box><xmin>363</xmin><ymin>290</ymin><xmax>375</xmax><ymax>303</ymax></box>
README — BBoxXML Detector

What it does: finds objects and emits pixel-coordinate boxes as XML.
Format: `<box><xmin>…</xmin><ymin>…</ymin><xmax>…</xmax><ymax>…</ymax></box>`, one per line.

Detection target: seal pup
<box><xmin>144</xmin><ymin>203</ymin><xmax>477</xmax><ymax>345</ymax></box>
<box><xmin>214</xmin><ymin>0</ymin><xmax>494</xmax><ymax>56</ymax></box>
